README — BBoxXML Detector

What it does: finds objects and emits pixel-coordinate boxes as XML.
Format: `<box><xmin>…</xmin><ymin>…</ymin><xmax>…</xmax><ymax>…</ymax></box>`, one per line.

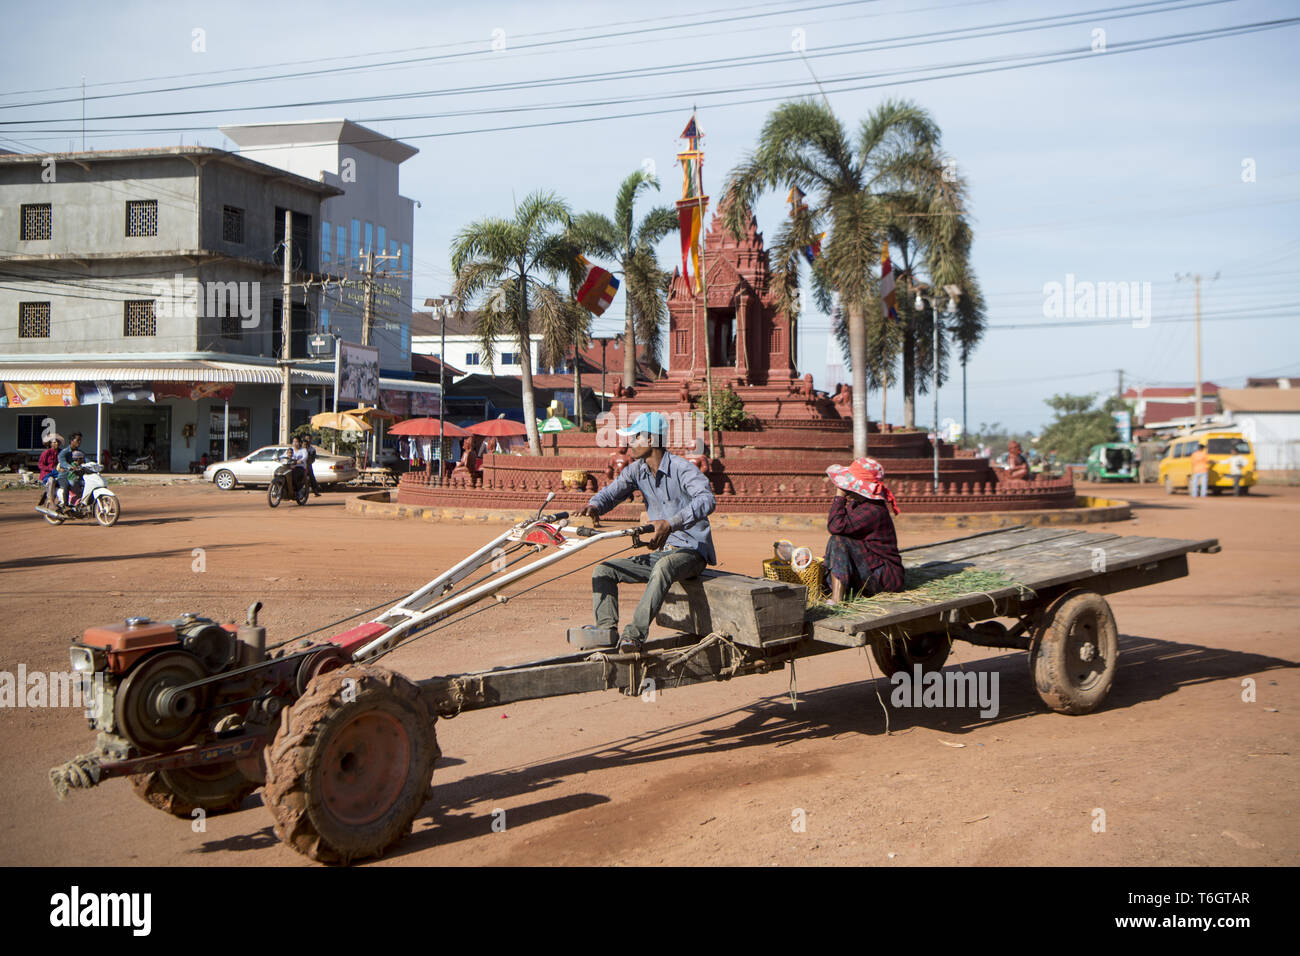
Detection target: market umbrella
<box><xmin>467</xmin><ymin>417</ymin><xmax>529</xmax><ymax>437</ymax></box>
<box><xmin>388</xmin><ymin>418</ymin><xmax>471</xmax><ymax>438</ymax></box>
<box><xmin>310</xmin><ymin>411</ymin><xmax>371</xmax><ymax>432</ymax></box>
<box><xmin>537</xmin><ymin>414</ymin><xmax>576</xmax><ymax>456</ymax></box>
<box><xmin>348</xmin><ymin>403</ymin><xmax>398</xmax><ymax>422</ymax></box>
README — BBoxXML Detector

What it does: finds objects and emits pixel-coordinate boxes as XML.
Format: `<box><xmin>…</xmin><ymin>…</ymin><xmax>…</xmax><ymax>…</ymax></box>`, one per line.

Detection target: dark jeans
<box><xmin>305</xmin><ymin>463</ymin><xmax>320</xmax><ymax>494</ymax></box>
<box><xmin>592</xmin><ymin>548</ymin><xmax>707</xmax><ymax>643</ymax></box>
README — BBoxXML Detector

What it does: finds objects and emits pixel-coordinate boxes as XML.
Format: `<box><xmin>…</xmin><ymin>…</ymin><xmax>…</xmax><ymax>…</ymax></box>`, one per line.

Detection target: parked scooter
<box><xmin>267</xmin><ymin>455</ymin><xmax>309</xmax><ymax>508</ymax></box>
<box><xmin>36</xmin><ymin>462</ymin><xmax>121</xmax><ymax>526</ymax></box>
<box><xmin>114</xmin><ymin>451</ymin><xmax>155</xmax><ymax>472</ymax></box>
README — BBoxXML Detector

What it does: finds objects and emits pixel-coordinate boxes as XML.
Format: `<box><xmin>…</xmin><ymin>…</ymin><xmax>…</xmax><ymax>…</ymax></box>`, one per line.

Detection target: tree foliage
<box><xmin>722</xmin><ymin>97</ymin><xmax>983</xmax><ymax>450</ymax></box>
<box><xmin>571</xmin><ymin>170</ymin><xmax>677</xmax><ymax>382</ymax></box>
<box><xmin>450</xmin><ymin>191</ymin><xmax>588</xmax><ymax>455</ymax></box>
<box><xmin>1037</xmin><ymin>393</ymin><xmax>1127</xmax><ymax>463</ymax></box>
<box><xmin>693</xmin><ymin>386</ymin><xmax>750</xmax><ymax>432</ymax></box>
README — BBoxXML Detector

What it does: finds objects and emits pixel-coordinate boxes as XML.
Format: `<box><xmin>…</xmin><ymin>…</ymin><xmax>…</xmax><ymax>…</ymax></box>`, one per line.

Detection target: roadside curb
<box><xmin>347</xmin><ymin>491</ymin><xmax>1131</xmax><ymax>530</ymax></box>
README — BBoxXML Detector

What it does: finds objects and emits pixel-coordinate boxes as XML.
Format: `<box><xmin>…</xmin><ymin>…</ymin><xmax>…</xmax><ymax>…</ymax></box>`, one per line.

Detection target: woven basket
<box><xmin>762</xmin><ymin>556</ymin><xmax>826</xmax><ymax>606</ymax></box>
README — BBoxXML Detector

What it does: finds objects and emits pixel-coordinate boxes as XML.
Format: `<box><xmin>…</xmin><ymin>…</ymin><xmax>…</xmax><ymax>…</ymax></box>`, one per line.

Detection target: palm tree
<box><xmin>572</xmin><ymin>169</ymin><xmax>678</xmax><ymax>389</ymax></box>
<box><xmin>870</xmin><ymin>123</ymin><xmax>984</xmax><ymax>428</ymax></box>
<box><xmin>451</xmin><ymin>191</ymin><xmax>587</xmax><ymax>456</ymax></box>
<box><xmin>722</xmin><ymin>98</ymin><xmax>947</xmax><ymax>457</ymax></box>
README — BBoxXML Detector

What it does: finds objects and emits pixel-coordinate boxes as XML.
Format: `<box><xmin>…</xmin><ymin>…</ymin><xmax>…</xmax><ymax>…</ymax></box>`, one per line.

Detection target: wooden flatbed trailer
<box><xmin>417</xmin><ymin>526</ymin><xmax>1221</xmax><ymax>721</ymax></box>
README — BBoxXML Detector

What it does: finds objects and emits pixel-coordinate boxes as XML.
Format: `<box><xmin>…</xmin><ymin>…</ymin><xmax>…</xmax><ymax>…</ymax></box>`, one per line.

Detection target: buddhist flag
<box><xmin>677</xmin><ymin>113</ymin><xmax>707</xmax><ymax>294</ymax></box>
<box><xmin>576</xmin><ymin>255</ymin><xmax>620</xmax><ymax>316</ymax></box>
<box><xmin>677</xmin><ymin>198</ymin><xmax>706</xmax><ymax>293</ymax></box>
<box><xmin>787</xmin><ymin>185</ymin><xmax>807</xmax><ymax>211</ymax></box>
<box><xmin>880</xmin><ymin>240</ymin><xmax>898</xmax><ymax>322</ymax></box>
<box><xmin>802</xmin><ymin>232</ymin><xmax>825</xmax><ymax>265</ymax></box>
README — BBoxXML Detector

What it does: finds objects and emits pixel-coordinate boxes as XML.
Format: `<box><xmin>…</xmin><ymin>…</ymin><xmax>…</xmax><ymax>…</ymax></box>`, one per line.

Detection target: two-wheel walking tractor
<box><xmin>50</xmin><ymin>500</ymin><xmax>1219</xmax><ymax>863</ymax></box>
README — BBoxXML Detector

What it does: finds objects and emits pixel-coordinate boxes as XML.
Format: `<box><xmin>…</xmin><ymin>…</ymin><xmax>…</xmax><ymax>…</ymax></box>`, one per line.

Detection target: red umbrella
<box><xmin>467</xmin><ymin>418</ymin><xmax>529</xmax><ymax>436</ymax></box>
<box><xmin>389</xmin><ymin>418</ymin><xmax>472</xmax><ymax>438</ymax></box>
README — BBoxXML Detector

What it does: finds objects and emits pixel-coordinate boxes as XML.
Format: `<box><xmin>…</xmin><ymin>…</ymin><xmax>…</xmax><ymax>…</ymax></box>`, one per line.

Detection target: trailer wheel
<box><xmin>1029</xmin><ymin>590</ymin><xmax>1118</xmax><ymax>715</ymax></box>
<box><xmin>871</xmin><ymin>630</ymin><xmax>951</xmax><ymax>678</ymax></box>
<box><xmin>130</xmin><ymin>763</ymin><xmax>258</xmax><ymax>818</ymax></box>
<box><xmin>263</xmin><ymin>665</ymin><xmax>440</xmax><ymax>865</ymax></box>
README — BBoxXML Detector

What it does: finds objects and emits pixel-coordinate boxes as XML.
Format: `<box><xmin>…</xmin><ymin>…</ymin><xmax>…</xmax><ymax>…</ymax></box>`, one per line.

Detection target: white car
<box><xmin>204</xmin><ymin>446</ymin><xmax>358</xmax><ymax>490</ymax></box>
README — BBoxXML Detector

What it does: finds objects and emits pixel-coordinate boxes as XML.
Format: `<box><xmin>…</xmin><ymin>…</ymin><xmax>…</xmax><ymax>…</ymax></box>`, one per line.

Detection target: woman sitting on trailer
<box><xmin>823</xmin><ymin>457</ymin><xmax>906</xmax><ymax>605</ymax></box>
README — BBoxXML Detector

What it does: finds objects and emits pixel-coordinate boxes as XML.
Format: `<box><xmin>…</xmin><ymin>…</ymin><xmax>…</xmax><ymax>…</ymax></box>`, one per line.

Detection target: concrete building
<box><xmin>1219</xmin><ymin>387</ymin><xmax>1300</xmax><ymax>478</ymax></box>
<box><xmin>410</xmin><ymin>310</ymin><xmax>546</xmax><ymax>379</ymax></box>
<box><xmin>0</xmin><ymin>145</ymin><xmax>437</xmax><ymax>471</ymax></box>
<box><xmin>221</xmin><ymin>120</ymin><xmax>417</xmax><ymax>372</ymax></box>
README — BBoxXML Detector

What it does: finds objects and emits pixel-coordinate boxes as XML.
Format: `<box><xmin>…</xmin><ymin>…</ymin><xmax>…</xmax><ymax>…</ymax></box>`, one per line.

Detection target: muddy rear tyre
<box><xmin>130</xmin><ymin>762</ymin><xmax>258</xmax><ymax>817</ymax></box>
<box><xmin>1029</xmin><ymin>590</ymin><xmax>1118</xmax><ymax>715</ymax></box>
<box><xmin>871</xmin><ymin>630</ymin><xmax>951</xmax><ymax>677</ymax></box>
<box><xmin>263</xmin><ymin>666</ymin><xmax>439</xmax><ymax>865</ymax></box>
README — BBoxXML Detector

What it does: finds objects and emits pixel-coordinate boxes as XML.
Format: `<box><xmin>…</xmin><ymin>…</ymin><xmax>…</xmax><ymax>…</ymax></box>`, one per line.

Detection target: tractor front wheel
<box><xmin>263</xmin><ymin>666</ymin><xmax>440</xmax><ymax>865</ymax></box>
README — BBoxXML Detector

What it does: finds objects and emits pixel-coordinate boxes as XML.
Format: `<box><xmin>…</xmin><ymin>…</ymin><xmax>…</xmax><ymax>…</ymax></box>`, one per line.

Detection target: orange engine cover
<box><xmin>82</xmin><ymin>619</ymin><xmax>179</xmax><ymax>674</ymax></box>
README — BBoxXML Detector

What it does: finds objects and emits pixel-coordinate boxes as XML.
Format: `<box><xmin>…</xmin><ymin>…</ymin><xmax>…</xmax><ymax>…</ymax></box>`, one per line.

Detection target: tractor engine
<box><xmin>72</xmin><ymin>609</ymin><xmax>270</xmax><ymax>757</ymax></box>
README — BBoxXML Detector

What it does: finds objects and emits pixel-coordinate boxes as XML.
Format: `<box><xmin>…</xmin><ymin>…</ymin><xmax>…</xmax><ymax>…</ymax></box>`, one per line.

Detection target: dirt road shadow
<box><xmin>399</xmin><ymin>634</ymin><xmax>1295</xmax><ymax>851</ymax></box>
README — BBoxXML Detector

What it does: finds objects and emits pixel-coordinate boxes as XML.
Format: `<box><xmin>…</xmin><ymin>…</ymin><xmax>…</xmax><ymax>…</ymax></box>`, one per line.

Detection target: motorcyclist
<box><xmin>287</xmin><ymin>437</ymin><xmax>308</xmax><ymax>499</ymax></box>
<box><xmin>67</xmin><ymin>451</ymin><xmax>87</xmax><ymax>505</ymax></box>
<box><xmin>38</xmin><ymin>435</ymin><xmax>61</xmax><ymax>507</ymax></box>
<box><xmin>56</xmin><ymin>433</ymin><xmax>82</xmax><ymax>510</ymax></box>
<box><xmin>302</xmin><ymin>434</ymin><xmax>321</xmax><ymax>497</ymax></box>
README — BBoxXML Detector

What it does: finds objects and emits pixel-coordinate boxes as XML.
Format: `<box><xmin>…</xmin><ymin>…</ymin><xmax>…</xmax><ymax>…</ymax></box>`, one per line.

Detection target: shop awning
<box><xmin>0</xmin><ymin>361</ymin><xmax>439</xmax><ymax>393</ymax></box>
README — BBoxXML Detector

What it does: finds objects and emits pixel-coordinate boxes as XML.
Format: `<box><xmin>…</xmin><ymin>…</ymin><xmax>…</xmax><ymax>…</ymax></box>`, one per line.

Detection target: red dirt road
<box><xmin>1</xmin><ymin>479</ymin><xmax>1296</xmax><ymax>866</ymax></box>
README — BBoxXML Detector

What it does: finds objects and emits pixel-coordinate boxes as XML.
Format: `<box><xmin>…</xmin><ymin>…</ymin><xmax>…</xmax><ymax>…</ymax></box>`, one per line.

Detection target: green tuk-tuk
<box><xmin>1084</xmin><ymin>442</ymin><xmax>1137</xmax><ymax>482</ymax></box>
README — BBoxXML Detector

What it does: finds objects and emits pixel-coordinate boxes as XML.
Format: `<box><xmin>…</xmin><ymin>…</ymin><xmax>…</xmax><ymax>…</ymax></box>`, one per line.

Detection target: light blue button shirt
<box><xmin>587</xmin><ymin>452</ymin><xmax>717</xmax><ymax>564</ymax></box>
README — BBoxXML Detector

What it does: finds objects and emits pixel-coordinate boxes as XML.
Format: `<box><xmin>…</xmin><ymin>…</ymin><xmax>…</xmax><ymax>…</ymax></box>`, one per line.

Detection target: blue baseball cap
<box><xmin>617</xmin><ymin>411</ymin><xmax>669</xmax><ymax>437</ymax></box>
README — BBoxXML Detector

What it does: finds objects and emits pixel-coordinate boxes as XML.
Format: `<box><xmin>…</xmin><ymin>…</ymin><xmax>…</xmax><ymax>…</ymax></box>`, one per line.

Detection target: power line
<box><xmin>0</xmin><ymin>2</ymin><xmax>1248</xmax><ymax>137</ymax></box>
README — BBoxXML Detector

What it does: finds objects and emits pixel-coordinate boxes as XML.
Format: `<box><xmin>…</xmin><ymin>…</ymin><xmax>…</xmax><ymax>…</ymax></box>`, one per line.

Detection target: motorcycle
<box><xmin>267</xmin><ymin>456</ymin><xmax>309</xmax><ymax>508</ymax></box>
<box><xmin>114</xmin><ymin>451</ymin><xmax>155</xmax><ymax>473</ymax></box>
<box><xmin>35</xmin><ymin>462</ymin><xmax>121</xmax><ymax>526</ymax></box>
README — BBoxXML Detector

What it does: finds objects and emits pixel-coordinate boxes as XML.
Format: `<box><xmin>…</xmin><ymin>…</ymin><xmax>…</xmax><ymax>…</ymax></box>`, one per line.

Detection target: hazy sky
<box><xmin>3</xmin><ymin>0</ymin><xmax>1297</xmax><ymax>432</ymax></box>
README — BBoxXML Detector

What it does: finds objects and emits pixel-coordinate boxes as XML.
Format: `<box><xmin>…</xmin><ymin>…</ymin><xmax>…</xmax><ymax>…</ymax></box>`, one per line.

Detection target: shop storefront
<box><xmin>1</xmin><ymin>360</ymin><xmax>439</xmax><ymax>472</ymax></box>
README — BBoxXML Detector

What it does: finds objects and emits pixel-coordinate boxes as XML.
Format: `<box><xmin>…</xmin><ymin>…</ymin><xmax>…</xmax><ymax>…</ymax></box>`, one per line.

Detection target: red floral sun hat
<box><xmin>826</xmin><ymin>457</ymin><xmax>901</xmax><ymax>514</ymax></box>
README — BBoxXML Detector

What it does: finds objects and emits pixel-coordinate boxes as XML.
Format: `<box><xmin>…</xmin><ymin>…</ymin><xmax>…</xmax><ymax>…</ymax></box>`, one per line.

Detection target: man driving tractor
<box><xmin>577</xmin><ymin>412</ymin><xmax>716</xmax><ymax>654</ymax></box>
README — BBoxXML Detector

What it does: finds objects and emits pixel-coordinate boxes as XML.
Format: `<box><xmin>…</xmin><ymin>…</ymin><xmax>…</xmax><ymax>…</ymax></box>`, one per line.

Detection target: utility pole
<box><xmin>1175</xmin><ymin>272</ymin><xmax>1217</xmax><ymax>428</ymax></box>
<box><xmin>361</xmin><ymin>248</ymin><xmax>400</xmax><ymax>347</ymax></box>
<box><xmin>1118</xmin><ymin>368</ymin><xmax>1124</xmax><ymax>400</ymax></box>
<box><xmin>1193</xmin><ymin>275</ymin><xmax>1202</xmax><ymax>426</ymax></box>
<box><xmin>279</xmin><ymin>209</ymin><xmax>293</xmax><ymax>444</ymax></box>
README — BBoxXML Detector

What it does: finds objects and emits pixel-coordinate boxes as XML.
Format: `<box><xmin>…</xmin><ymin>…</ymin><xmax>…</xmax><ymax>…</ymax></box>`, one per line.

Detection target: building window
<box><xmin>376</xmin><ymin>226</ymin><xmax>386</xmax><ymax>260</ymax></box>
<box><xmin>17</xmin><ymin>414</ymin><xmax>47</xmax><ymax>451</ymax></box>
<box><xmin>321</xmin><ymin>308</ymin><xmax>331</xmax><ymax>332</ymax></box>
<box><xmin>500</xmin><ymin>351</ymin><xmax>520</xmax><ymax>365</ymax></box>
<box><xmin>320</xmin><ymin>221</ymin><xmax>331</xmax><ymax>265</ymax></box>
<box><xmin>337</xmin><ymin>225</ymin><xmax>347</xmax><ymax>269</ymax></box>
<box><xmin>20</xmin><ymin>203</ymin><xmax>52</xmax><ymax>240</ymax></box>
<box><xmin>674</xmin><ymin>329</ymin><xmax>688</xmax><ymax>354</ymax></box>
<box><xmin>125</xmin><ymin>200</ymin><xmax>158</xmax><ymax>237</ymax></box>
<box><xmin>767</xmin><ymin>326</ymin><xmax>782</xmax><ymax>353</ymax></box>
<box><xmin>364</xmin><ymin>222</ymin><xmax>373</xmax><ymax>259</ymax></box>
<box><xmin>464</xmin><ymin>352</ymin><xmax>480</xmax><ymax>366</ymax></box>
<box><xmin>222</xmin><ymin>205</ymin><xmax>244</xmax><ymax>244</ymax></box>
<box><xmin>18</xmin><ymin>301</ymin><xmax>51</xmax><ymax>338</ymax></box>
<box><xmin>401</xmin><ymin>242</ymin><xmax>411</xmax><ymax>274</ymax></box>
<box><xmin>273</xmin><ymin>208</ymin><xmax>312</xmax><ymax>268</ymax></box>
<box><xmin>124</xmin><ymin>299</ymin><xmax>157</xmax><ymax>336</ymax></box>
<box><xmin>351</xmin><ymin>219</ymin><xmax>361</xmax><ymax>260</ymax></box>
